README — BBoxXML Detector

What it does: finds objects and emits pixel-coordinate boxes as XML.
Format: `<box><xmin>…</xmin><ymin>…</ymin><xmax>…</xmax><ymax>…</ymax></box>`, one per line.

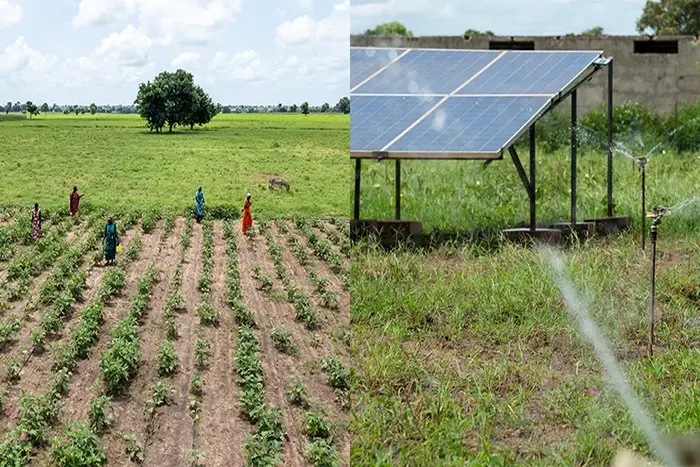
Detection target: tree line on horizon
<box><xmin>363</xmin><ymin>0</ymin><xmax>700</xmax><ymax>37</ymax></box>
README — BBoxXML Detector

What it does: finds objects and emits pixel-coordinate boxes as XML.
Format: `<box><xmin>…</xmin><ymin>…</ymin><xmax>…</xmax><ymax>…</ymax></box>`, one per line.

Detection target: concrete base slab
<box><xmin>552</xmin><ymin>221</ymin><xmax>597</xmax><ymax>238</ymax></box>
<box><xmin>584</xmin><ymin>216</ymin><xmax>631</xmax><ymax>236</ymax></box>
<box><xmin>350</xmin><ymin>219</ymin><xmax>379</xmax><ymax>241</ymax></box>
<box><xmin>351</xmin><ymin>219</ymin><xmax>422</xmax><ymax>247</ymax></box>
<box><xmin>502</xmin><ymin>228</ymin><xmax>563</xmax><ymax>245</ymax></box>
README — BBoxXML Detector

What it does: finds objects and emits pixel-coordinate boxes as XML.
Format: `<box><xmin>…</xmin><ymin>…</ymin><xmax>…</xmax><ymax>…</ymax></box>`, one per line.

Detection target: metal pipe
<box><xmin>530</xmin><ymin>124</ymin><xmax>536</xmax><ymax>231</ymax></box>
<box><xmin>647</xmin><ymin>205</ymin><xmax>668</xmax><ymax>357</ymax></box>
<box><xmin>571</xmin><ymin>90</ymin><xmax>577</xmax><ymax>226</ymax></box>
<box><xmin>607</xmin><ymin>58</ymin><xmax>614</xmax><ymax>217</ymax></box>
<box><xmin>395</xmin><ymin>159</ymin><xmax>401</xmax><ymax>220</ymax></box>
<box><xmin>354</xmin><ymin>159</ymin><xmax>361</xmax><ymax>220</ymax></box>
<box><xmin>640</xmin><ymin>158</ymin><xmax>647</xmax><ymax>250</ymax></box>
<box><xmin>649</xmin><ymin>215</ymin><xmax>658</xmax><ymax>357</ymax></box>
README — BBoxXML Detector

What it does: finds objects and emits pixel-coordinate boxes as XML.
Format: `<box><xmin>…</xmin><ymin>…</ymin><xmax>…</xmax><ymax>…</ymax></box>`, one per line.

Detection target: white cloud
<box><xmin>297</xmin><ymin>0</ymin><xmax>313</xmax><ymax>10</ymax></box>
<box><xmin>276</xmin><ymin>16</ymin><xmax>316</xmax><ymax>46</ymax></box>
<box><xmin>72</xmin><ymin>0</ymin><xmax>242</xmax><ymax>45</ymax></box>
<box><xmin>348</xmin><ymin>0</ymin><xmax>452</xmax><ymax>18</ymax></box>
<box><xmin>171</xmin><ymin>52</ymin><xmax>202</xmax><ymax>69</ymax></box>
<box><xmin>276</xmin><ymin>0</ymin><xmax>349</xmax><ymax>46</ymax></box>
<box><xmin>285</xmin><ymin>55</ymin><xmax>299</xmax><ymax>67</ymax></box>
<box><xmin>94</xmin><ymin>25</ymin><xmax>153</xmax><ymax>67</ymax></box>
<box><xmin>0</xmin><ymin>0</ymin><xmax>22</xmax><ymax>29</ymax></box>
<box><xmin>210</xmin><ymin>50</ymin><xmax>263</xmax><ymax>82</ymax></box>
<box><xmin>73</xmin><ymin>0</ymin><xmax>137</xmax><ymax>27</ymax></box>
<box><xmin>0</xmin><ymin>37</ymin><xmax>56</xmax><ymax>77</ymax></box>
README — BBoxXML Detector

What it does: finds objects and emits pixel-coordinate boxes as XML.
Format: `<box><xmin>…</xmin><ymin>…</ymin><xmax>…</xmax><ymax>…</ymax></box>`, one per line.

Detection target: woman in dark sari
<box><xmin>104</xmin><ymin>217</ymin><xmax>119</xmax><ymax>266</ymax></box>
<box><xmin>195</xmin><ymin>186</ymin><xmax>205</xmax><ymax>223</ymax></box>
<box><xmin>31</xmin><ymin>203</ymin><xmax>42</xmax><ymax>240</ymax></box>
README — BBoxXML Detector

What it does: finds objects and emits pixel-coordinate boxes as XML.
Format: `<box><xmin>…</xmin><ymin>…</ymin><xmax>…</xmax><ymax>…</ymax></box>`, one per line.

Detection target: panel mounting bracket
<box><xmin>372</xmin><ymin>151</ymin><xmax>389</xmax><ymax>160</ymax></box>
<box><xmin>593</xmin><ymin>57</ymin><xmax>612</xmax><ymax>67</ymax></box>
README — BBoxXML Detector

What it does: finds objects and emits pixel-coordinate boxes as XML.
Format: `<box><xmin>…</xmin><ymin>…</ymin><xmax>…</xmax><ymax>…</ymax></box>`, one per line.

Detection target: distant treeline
<box><xmin>0</xmin><ymin>98</ymin><xmax>350</xmax><ymax>116</ymax></box>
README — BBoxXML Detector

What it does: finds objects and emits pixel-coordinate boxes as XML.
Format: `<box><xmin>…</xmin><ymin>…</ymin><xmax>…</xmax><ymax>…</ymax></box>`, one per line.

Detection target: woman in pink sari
<box><xmin>31</xmin><ymin>203</ymin><xmax>42</xmax><ymax>240</ymax></box>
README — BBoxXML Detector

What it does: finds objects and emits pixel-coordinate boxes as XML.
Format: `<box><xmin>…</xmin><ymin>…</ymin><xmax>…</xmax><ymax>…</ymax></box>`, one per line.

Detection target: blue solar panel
<box><xmin>455</xmin><ymin>51</ymin><xmax>600</xmax><ymax>95</ymax></box>
<box><xmin>386</xmin><ymin>96</ymin><xmax>550</xmax><ymax>153</ymax></box>
<box><xmin>352</xmin><ymin>49</ymin><xmax>500</xmax><ymax>95</ymax></box>
<box><xmin>350</xmin><ymin>48</ymin><xmax>406</xmax><ymax>89</ymax></box>
<box><xmin>350</xmin><ymin>95</ymin><xmax>441</xmax><ymax>152</ymax></box>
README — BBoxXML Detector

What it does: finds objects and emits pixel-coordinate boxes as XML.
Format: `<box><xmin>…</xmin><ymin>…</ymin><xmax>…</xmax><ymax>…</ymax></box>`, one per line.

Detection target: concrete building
<box><xmin>350</xmin><ymin>34</ymin><xmax>700</xmax><ymax>115</ymax></box>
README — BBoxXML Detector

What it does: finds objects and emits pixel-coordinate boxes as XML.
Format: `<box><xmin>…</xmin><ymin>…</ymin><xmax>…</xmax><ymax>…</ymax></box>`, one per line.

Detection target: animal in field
<box><xmin>269</xmin><ymin>177</ymin><xmax>290</xmax><ymax>192</ymax></box>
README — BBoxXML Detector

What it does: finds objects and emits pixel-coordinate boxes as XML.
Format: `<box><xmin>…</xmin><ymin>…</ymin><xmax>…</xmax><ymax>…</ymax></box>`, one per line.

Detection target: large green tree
<box><xmin>637</xmin><ymin>0</ymin><xmax>700</xmax><ymax>35</ymax></box>
<box><xmin>365</xmin><ymin>21</ymin><xmax>413</xmax><ymax>37</ymax></box>
<box><xmin>135</xmin><ymin>70</ymin><xmax>218</xmax><ymax>132</ymax></box>
<box><xmin>335</xmin><ymin>97</ymin><xmax>350</xmax><ymax>114</ymax></box>
<box><xmin>5</xmin><ymin>102</ymin><xmax>10</xmax><ymax>115</ymax></box>
<box><xmin>25</xmin><ymin>101</ymin><xmax>39</xmax><ymax>119</ymax></box>
<box><xmin>300</xmin><ymin>102</ymin><xmax>310</xmax><ymax>115</ymax></box>
<box><xmin>184</xmin><ymin>86</ymin><xmax>219</xmax><ymax>130</ymax></box>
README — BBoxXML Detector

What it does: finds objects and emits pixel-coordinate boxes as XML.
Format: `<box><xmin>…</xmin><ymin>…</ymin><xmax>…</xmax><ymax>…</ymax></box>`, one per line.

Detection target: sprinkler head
<box><xmin>647</xmin><ymin>206</ymin><xmax>670</xmax><ymax>226</ymax></box>
<box><xmin>638</xmin><ymin>157</ymin><xmax>647</xmax><ymax>171</ymax></box>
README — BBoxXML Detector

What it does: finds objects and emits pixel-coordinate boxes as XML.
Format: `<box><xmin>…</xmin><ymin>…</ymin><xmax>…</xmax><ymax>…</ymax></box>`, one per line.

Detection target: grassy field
<box><xmin>358</xmin><ymin>146</ymin><xmax>700</xmax><ymax>236</ymax></box>
<box><xmin>0</xmin><ymin>113</ymin><xmax>349</xmax><ymax>219</ymax></box>
<box><xmin>351</xmin><ymin>131</ymin><xmax>700</xmax><ymax>465</ymax></box>
<box><xmin>351</xmin><ymin>233</ymin><xmax>700</xmax><ymax>465</ymax></box>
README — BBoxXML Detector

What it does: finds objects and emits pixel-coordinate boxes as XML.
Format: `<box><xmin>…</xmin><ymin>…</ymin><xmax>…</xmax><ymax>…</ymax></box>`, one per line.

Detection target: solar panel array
<box><xmin>351</xmin><ymin>47</ymin><xmax>603</xmax><ymax>159</ymax></box>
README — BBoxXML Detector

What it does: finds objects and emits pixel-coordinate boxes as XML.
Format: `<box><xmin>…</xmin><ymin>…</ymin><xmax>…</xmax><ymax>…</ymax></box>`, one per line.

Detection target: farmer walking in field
<box><xmin>31</xmin><ymin>203</ymin><xmax>42</xmax><ymax>240</ymax></box>
<box><xmin>104</xmin><ymin>217</ymin><xmax>119</xmax><ymax>266</ymax></box>
<box><xmin>195</xmin><ymin>186</ymin><xmax>205</xmax><ymax>224</ymax></box>
<box><xmin>69</xmin><ymin>185</ymin><xmax>83</xmax><ymax>217</ymax></box>
<box><xmin>242</xmin><ymin>193</ymin><xmax>253</xmax><ymax>234</ymax></box>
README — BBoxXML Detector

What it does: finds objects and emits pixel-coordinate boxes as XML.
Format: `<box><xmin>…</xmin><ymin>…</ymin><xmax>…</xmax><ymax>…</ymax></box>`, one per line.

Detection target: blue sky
<box><xmin>0</xmin><ymin>0</ymin><xmax>349</xmax><ymax>105</ymax></box>
<box><xmin>350</xmin><ymin>0</ymin><xmax>647</xmax><ymax>36</ymax></box>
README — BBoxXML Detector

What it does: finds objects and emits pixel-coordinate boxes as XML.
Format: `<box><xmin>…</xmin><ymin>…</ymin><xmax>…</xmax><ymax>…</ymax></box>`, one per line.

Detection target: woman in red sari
<box><xmin>31</xmin><ymin>203</ymin><xmax>42</xmax><ymax>240</ymax></box>
<box><xmin>69</xmin><ymin>185</ymin><xmax>83</xmax><ymax>217</ymax></box>
<box><xmin>242</xmin><ymin>193</ymin><xmax>253</xmax><ymax>234</ymax></box>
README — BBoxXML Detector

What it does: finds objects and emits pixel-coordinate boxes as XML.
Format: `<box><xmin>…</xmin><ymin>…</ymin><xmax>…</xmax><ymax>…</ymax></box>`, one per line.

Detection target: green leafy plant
<box><xmin>88</xmin><ymin>395</ymin><xmax>113</xmax><ymax>434</ymax></box>
<box><xmin>196</xmin><ymin>302</ymin><xmax>219</xmax><ymax>327</ymax></box>
<box><xmin>252</xmin><ymin>266</ymin><xmax>273</xmax><ymax>293</ymax></box>
<box><xmin>50</xmin><ymin>421</ymin><xmax>106</xmax><ymax>467</ymax></box>
<box><xmin>121</xmin><ymin>433</ymin><xmax>144</xmax><ymax>464</ymax></box>
<box><xmin>270</xmin><ymin>327</ymin><xmax>298</xmax><ymax>355</ymax></box>
<box><xmin>152</xmin><ymin>380</ymin><xmax>174</xmax><ymax>407</ymax></box>
<box><xmin>157</xmin><ymin>340</ymin><xmax>178</xmax><ymax>376</ymax></box>
<box><xmin>321</xmin><ymin>355</ymin><xmax>349</xmax><ymax>392</ymax></box>
<box><xmin>194</xmin><ymin>338</ymin><xmax>211</xmax><ymax>370</ymax></box>
<box><xmin>287</xmin><ymin>379</ymin><xmax>310</xmax><ymax>408</ymax></box>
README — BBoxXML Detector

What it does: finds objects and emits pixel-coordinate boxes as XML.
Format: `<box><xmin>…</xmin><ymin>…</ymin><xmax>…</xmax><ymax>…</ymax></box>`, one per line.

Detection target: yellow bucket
<box><xmin>116</xmin><ymin>245</ymin><xmax>123</xmax><ymax>254</ymax></box>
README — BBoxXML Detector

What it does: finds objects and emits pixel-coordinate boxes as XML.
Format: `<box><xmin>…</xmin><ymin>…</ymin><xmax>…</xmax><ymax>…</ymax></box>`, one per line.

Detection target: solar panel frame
<box><xmin>349</xmin><ymin>47</ymin><xmax>604</xmax><ymax>160</ymax></box>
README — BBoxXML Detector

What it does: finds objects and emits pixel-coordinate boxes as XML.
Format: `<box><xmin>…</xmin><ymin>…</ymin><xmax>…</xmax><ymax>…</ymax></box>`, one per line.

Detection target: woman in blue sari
<box><xmin>195</xmin><ymin>186</ymin><xmax>205</xmax><ymax>223</ymax></box>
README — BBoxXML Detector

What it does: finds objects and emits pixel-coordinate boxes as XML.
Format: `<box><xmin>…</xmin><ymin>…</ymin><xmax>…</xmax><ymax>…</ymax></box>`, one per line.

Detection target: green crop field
<box><xmin>0</xmin><ymin>113</ymin><xmax>349</xmax><ymax>219</ymax></box>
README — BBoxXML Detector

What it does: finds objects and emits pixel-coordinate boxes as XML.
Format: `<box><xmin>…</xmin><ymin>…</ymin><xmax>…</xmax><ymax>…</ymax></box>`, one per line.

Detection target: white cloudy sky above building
<box><xmin>350</xmin><ymin>0</ymin><xmax>646</xmax><ymax>35</ymax></box>
<box><xmin>0</xmin><ymin>0</ymin><xmax>349</xmax><ymax>105</ymax></box>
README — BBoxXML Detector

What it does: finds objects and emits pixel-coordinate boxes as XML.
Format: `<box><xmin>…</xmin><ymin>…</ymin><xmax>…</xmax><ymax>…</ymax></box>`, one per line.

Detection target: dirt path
<box><xmin>196</xmin><ymin>221</ymin><xmax>246</xmax><ymax>466</ymax></box>
<box><xmin>0</xmin><ymin>224</ymin><xmax>138</xmax><ymax>427</ymax></box>
<box><xmin>236</xmin><ymin>229</ymin><xmax>309</xmax><ymax>467</ymax></box>
<box><xmin>102</xmin><ymin>219</ymin><xmax>184</xmax><ymax>466</ymax></box>
<box><xmin>145</xmin><ymin>220</ymin><xmax>202</xmax><ymax>465</ymax></box>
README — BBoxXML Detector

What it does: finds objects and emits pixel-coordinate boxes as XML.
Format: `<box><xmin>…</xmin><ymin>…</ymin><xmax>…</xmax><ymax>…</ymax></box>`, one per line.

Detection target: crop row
<box><xmin>223</xmin><ymin>221</ymin><xmax>285</xmax><ymax>466</ymax></box>
<box><xmin>312</xmin><ymin>220</ymin><xmax>350</xmax><ymax>258</ymax></box>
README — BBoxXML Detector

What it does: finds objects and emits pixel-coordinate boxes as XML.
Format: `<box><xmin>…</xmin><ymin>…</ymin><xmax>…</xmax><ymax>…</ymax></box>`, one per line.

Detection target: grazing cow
<box><xmin>269</xmin><ymin>177</ymin><xmax>290</xmax><ymax>191</ymax></box>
